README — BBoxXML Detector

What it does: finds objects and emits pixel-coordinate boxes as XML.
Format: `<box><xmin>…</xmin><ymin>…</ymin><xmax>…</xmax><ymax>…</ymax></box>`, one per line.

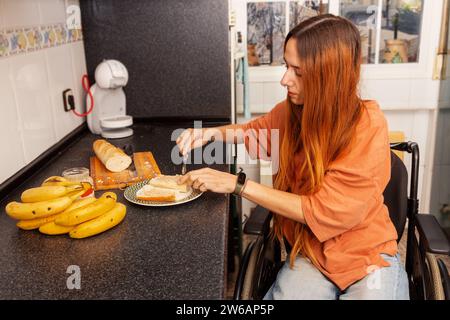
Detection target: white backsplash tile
<box><xmin>45</xmin><ymin>44</ymin><xmax>83</xmax><ymax>140</ymax></box>
<box><xmin>70</xmin><ymin>40</ymin><xmax>87</xmax><ymax>116</ymax></box>
<box><xmin>0</xmin><ymin>2</ymin><xmax>4</xmax><ymax>29</ymax></box>
<box><xmin>10</xmin><ymin>51</ymin><xmax>56</xmax><ymax>163</ymax></box>
<box><xmin>360</xmin><ymin>79</ymin><xmax>411</xmax><ymax>108</ymax></box>
<box><xmin>263</xmin><ymin>82</ymin><xmax>285</xmax><ymax>112</ymax></box>
<box><xmin>0</xmin><ymin>59</ymin><xmax>26</xmax><ymax>182</ymax></box>
<box><xmin>410</xmin><ymin>79</ymin><xmax>439</xmax><ymax>109</ymax></box>
<box><xmin>411</xmin><ymin>110</ymin><xmax>432</xmax><ymax>163</ymax></box>
<box><xmin>1</xmin><ymin>0</ymin><xmax>41</xmax><ymax>28</ymax></box>
<box><xmin>249</xmin><ymin>82</ymin><xmax>263</xmax><ymax>113</ymax></box>
<box><xmin>38</xmin><ymin>0</ymin><xmax>66</xmax><ymax>25</ymax></box>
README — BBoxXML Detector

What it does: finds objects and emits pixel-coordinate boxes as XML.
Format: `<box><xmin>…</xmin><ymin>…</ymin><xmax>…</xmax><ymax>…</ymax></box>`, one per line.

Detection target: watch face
<box><xmin>238</xmin><ymin>172</ymin><xmax>246</xmax><ymax>184</ymax></box>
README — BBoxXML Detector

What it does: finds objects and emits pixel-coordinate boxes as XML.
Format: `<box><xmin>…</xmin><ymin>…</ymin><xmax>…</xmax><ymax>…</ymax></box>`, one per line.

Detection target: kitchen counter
<box><xmin>0</xmin><ymin>122</ymin><xmax>230</xmax><ymax>299</ymax></box>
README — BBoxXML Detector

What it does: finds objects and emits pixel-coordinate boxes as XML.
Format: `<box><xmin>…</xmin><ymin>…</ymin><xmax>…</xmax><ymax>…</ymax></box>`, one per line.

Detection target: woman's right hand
<box><xmin>176</xmin><ymin>128</ymin><xmax>218</xmax><ymax>156</ymax></box>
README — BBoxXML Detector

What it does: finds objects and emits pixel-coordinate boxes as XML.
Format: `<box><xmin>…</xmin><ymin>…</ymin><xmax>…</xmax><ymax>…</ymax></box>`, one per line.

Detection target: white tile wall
<box><xmin>38</xmin><ymin>0</ymin><xmax>66</xmax><ymax>25</ymax></box>
<box><xmin>1</xmin><ymin>0</ymin><xmax>41</xmax><ymax>28</ymax></box>
<box><xmin>410</xmin><ymin>79</ymin><xmax>439</xmax><ymax>109</ymax></box>
<box><xmin>70</xmin><ymin>40</ymin><xmax>88</xmax><ymax>116</ymax></box>
<box><xmin>237</xmin><ymin>81</ymin><xmax>286</xmax><ymax>115</ymax></box>
<box><xmin>10</xmin><ymin>51</ymin><xmax>57</xmax><ymax>162</ymax></box>
<box><xmin>0</xmin><ymin>60</ymin><xmax>26</xmax><ymax>183</ymax></box>
<box><xmin>0</xmin><ymin>3</ymin><xmax>4</xmax><ymax>29</ymax></box>
<box><xmin>263</xmin><ymin>82</ymin><xmax>286</xmax><ymax>111</ymax></box>
<box><xmin>360</xmin><ymin>79</ymin><xmax>412</xmax><ymax>109</ymax></box>
<box><xmin>248</xmin><ymin>82</ymin><xmax>264</xmax><ymax>113</ymax></box>
<box><xmin>0</xmin><ymin>0</ymin><xmax>87</xmax><ymax>184</ymax></box>
<box><xmin>45</xmin><ymin>44</ymin><xmax>83</xmax><ymax>140</ymax></box>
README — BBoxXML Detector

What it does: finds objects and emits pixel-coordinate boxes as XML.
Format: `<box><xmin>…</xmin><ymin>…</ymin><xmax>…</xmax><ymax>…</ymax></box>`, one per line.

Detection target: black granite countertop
<box><xmin>0</xmin><ymin>122</ymin><xmax>230</xmax><ymax>299</ymax></box>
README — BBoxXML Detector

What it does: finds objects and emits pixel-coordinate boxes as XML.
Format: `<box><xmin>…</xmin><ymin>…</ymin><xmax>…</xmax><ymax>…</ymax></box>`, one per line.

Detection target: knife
<box><xmin>181</xmin><ymin>153</ymin><xmax>188</xmax><ymax>175</ymax></box>
<box><xmin>123</xmin><ymin>144</ymin><xmax>137</xmax><ymax>177</ymax></box>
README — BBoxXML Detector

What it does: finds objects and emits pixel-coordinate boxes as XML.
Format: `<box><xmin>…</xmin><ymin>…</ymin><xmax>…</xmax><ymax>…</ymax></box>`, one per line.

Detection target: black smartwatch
<box><xmin>233</xmin><ymin>167</ymin><xmax>247</xmax><ymax>196</ymax></box>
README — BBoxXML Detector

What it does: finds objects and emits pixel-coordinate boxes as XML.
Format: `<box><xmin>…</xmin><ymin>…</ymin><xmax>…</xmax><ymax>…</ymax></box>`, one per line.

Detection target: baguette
<box><xmin>93</xmin><ymin>139</ymin><xmax>132</xmax><ymax>173</ymax></box>
<box><xmin>148</xmin><ymin>175</ymin><xmax>190</xmax><ymax>193</ymax></box>
<box><xmin>136</xmin><ymin>185</ymin><xmax>176</xmax><ymax>202</ymax></box>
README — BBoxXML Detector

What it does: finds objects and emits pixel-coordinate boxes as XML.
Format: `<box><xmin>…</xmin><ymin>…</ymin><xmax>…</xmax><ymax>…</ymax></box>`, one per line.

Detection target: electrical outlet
<box><xmin>62</xmin><ymin>89</ymin><xmax>75</xmax><ymax>112</ymax></box>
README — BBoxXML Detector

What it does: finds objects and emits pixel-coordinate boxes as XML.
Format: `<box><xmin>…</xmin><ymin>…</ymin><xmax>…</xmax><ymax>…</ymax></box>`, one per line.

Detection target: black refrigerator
<box><xmin>80</xmin><ymin>0</ymin><xmax>231</xmax><ymax>122</ymax></box>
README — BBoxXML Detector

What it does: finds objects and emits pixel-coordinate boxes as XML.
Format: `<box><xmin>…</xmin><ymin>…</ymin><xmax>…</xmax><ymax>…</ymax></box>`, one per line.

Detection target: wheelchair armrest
<box><xmin>415</xmin><ymin>213</ymin><xmax>450</xmax><ymax>255</ymax></box>
<box><xmin>243</xmin><ymin>205</ymin><xmax>271</xmax><ymax>236</ymax></box>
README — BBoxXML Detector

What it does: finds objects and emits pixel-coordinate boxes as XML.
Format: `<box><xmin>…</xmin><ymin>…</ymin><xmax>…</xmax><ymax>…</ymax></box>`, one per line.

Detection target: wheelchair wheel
<box><xmin>238</xmin><ymin>236</ymin><xmax>282</xmax><ymax>300</ymax></box>
<box><xmin>240</xmin><ymin>237</ymin><xmax>262</xmax><ymax>300</ymax></box>
<box><xmin>425</xmin><ymin>253</ymin><xmax>445</xmax><ymax>300</ymax></box>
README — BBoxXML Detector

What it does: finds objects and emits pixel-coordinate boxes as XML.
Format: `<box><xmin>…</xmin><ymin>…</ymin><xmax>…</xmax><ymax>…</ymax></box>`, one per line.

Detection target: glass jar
<box><xmin>62</xmin><ymin>167</ymin><xmax>95</xmax><ymax>198</ymax></box>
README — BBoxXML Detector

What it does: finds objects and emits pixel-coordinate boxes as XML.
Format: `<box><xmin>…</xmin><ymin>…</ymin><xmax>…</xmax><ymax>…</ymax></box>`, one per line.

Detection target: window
<box><xmin>247</xmin><ymin>2</ymin><xmax>286</xmax><ymax>65</ymax></box>
<box><xmin>290</xmin><ymin>1</ymin><xmax>329</xmax><ymax>30</ymax></box>
<box><xmin>247</xmin><ymin>1</ymin><xmax>328</xmax><ymax>66</ymax></box>
<box><xmin>246</xmin><ymin>0</ymin><xmax>424</xmax><ymax>66</ymax></box>
<box><xmin>340</xmin><ymin>0</ymin><xmax>424</xmax><ymax>64</ymax></box>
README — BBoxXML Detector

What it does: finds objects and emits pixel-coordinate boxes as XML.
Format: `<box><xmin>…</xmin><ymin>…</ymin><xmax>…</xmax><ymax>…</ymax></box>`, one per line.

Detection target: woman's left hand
<box><xmin>177</xmin><ymin>168</ymin><xmax>237</xmax><ymax>194</ymax></box>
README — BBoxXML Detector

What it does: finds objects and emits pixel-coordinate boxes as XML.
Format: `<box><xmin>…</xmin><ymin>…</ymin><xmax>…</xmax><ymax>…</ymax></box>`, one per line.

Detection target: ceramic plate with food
<box><xmin>124</xmin><ymin>175</ymin><xmax>203</xmax><ymax>207</ymax></box>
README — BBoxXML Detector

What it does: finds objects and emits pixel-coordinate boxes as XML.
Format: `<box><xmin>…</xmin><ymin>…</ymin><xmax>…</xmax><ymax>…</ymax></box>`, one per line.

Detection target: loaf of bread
<box><xmin>148</xmin><ymin>175</ymin><xmax>190</xmax><ymax>193</ymax></box>
<box><xmin>136</xmin><ymin>185</ymin><xmax>176</xmax><ymax>202</ymax></box>
<box><xmin>93</xmin><ymin>139</ymin><xmax>132</xmax><ymax>173</ymax></box>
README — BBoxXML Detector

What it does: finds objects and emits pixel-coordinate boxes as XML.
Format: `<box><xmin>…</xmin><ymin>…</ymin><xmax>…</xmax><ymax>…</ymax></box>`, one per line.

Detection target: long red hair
<box><xmin>273</xmin><ymin>14</ymin><xmax>364</xmax><ymax>267</ymax></box>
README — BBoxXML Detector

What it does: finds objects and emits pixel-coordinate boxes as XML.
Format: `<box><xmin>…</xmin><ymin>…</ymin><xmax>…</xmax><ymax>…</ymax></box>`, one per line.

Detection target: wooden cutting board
<box><xmin>90</xmin><ymin>151</ymin><xmax>161</xmax><ymax>190</ymax></box>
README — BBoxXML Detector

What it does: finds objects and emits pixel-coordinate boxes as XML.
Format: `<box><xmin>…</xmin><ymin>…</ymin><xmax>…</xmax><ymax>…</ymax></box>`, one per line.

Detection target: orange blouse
<box><xmin>242</xmin><ymin>100</ymin><xmax>398</xmax><ymax>291</ymax></box>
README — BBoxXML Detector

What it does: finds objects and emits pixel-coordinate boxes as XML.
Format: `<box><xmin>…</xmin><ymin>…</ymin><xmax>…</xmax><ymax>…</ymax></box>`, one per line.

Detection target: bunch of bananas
<box><xmin>5</xmin><ymin>176</ymin><xmax>127</xmax><ymax>239</ymax></box>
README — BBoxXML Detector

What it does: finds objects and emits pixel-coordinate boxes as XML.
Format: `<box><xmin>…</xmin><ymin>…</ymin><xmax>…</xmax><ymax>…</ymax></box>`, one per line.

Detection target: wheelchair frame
<box><xmin>234</xmin><ymin>142</ymin><xmax>450</xmax><ymax>300</ymax></box>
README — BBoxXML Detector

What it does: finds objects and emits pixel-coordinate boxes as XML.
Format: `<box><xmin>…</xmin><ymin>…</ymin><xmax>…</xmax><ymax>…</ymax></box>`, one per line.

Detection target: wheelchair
<box><xmin>234</xmin><ymin>142</ymin><xmax>450</xmax><ymax>300</ymax></box>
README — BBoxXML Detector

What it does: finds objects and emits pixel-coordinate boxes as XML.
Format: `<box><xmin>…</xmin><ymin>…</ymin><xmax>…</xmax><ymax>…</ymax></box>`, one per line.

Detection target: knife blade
<box><xmin>181</xmin><ymin>153</ymin><xmax>188</xmax><ymax>175</ymax></box>
<box><xmin>123</xmin><ymin>144</ymin><xmax>137</xmax><ymax>177</ymax></box>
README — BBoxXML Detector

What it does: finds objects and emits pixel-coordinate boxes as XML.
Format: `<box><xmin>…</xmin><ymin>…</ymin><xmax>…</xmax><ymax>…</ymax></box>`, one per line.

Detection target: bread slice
<box><xmin>148</xmin><ymin>175</ymin><xmax>190</xmax><ymax>193</ymax></box>
<box><xmin>136</xmin><ymin>185</ymin><xmax>176</xmax><ymax>202</ymax></box>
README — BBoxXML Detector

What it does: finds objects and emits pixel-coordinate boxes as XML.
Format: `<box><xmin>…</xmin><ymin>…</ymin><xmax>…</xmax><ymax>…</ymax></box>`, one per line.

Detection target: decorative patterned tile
<box><xmin>0</xmin><ymin>23</ymin><xmax>83</xmax><ymax>59</ymax></box>
<box><xmin>8</xmin><ymin>28</ymin><xmax>28</xmax><ymax>55</ymax></box>
<box><xmin>0</xmin><ymin>30</ymin><xmax>9</xmax><ymax>58</ymax></box>
<box><xmin>53</xmin><ymin>23</ymin><xmax>66</xmax><ymax>45</ymax></box>
<box><xmin>24</xmin><ymin>27</ymin><xmax>42</xmax><ymax>52</ymax></box>
<box><xmin>41</xmin><ymin>25</ymin><xmax>57</xmax><ymax>48</ymax></box>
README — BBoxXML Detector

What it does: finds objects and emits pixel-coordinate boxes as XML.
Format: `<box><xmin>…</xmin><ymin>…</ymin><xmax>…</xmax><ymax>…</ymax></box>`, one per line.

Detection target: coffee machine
<box><xmin>87</xmin><ymin>59</ymin><xmax>133</xmax><ymax>139</ymax></box>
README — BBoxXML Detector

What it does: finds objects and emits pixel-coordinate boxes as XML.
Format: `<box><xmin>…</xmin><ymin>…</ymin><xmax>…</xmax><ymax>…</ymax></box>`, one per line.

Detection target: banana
<box><xmin>16</xmin><ymin>214</ymin><xmax>59</xmax><ymax>230</ymax></box>
<box><xmin>41</xmin><ymin>176</ymin><xmax>81</xmax><ymax>187</ymax></box>
<box><xmin>39</xmin><ymin>222</ymin><xmax>75</xmax><ymax>235</ymax></box>
<box><xmin>55</xmin><ymin>192</ymin><xmax>117</xmax><ymax>226</ymax></box>
<box><xmin>70</xmin><ymin>203</ymin><xmax>126</xmax><ymax>239</ymax></box>
<box><xmin>15</xmin><ymin>197</ymin><xmax>97</xmax><ymax>230</ymax></box>
<box><xmin>5</xmin><ymin>196</ymin><xmax>73</xmax><ymax>220</ymax></box>
<box><xmin>66</xmin><ymin>196</ymin><xmax>97</xmax><ymax>211</ymax></box>
<box><xmin>21</xmin><ymin>184</ymin><xmax>84</xmax><ymax>203</ymax></box>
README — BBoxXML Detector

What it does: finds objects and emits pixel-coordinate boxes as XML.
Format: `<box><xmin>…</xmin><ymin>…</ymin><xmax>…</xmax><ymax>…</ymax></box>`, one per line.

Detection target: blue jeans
<box><xmin>263</xmin><ymin>254</ymin><xmax>410</xmax><ymax>300</ymax></box>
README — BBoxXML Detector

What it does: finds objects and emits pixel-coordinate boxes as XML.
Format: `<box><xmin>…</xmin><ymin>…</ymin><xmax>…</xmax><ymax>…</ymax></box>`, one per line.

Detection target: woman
<box><xmin>176</xmin><ymin>14</ymin><xmax>409</xmax><ymax>300</ymax></box>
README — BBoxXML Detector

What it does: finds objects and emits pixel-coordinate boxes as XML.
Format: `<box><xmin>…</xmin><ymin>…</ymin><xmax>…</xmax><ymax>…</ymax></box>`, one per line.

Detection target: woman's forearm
<box><xmin>207</xmin><ymin>124</ymin><xmax>246</xmax><ymax>144</ymax></box>
<box><xmin>241</xmin><ymin>180</ymin><xmax>305</xmax><ymax>224</ymax></box>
